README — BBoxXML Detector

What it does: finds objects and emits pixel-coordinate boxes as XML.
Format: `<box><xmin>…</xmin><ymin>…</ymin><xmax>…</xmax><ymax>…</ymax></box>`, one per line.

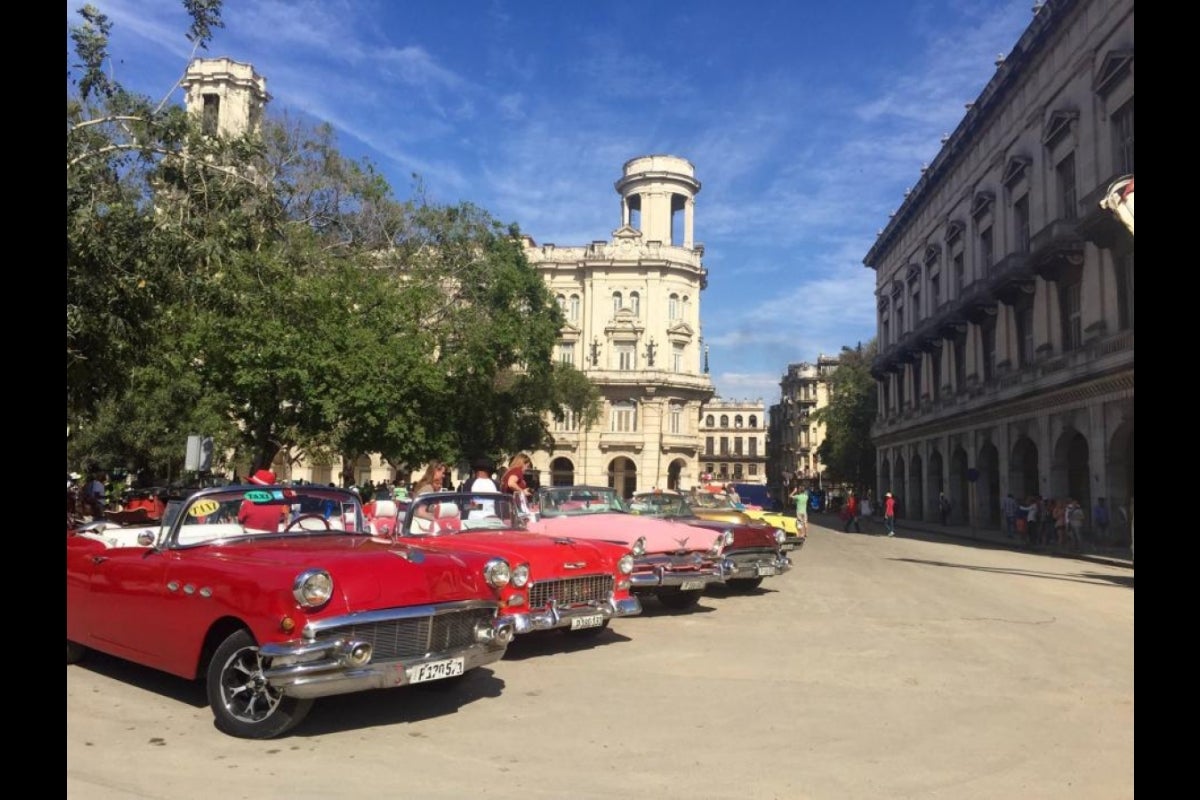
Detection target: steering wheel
<box><xmin>284</xmin><ymin>513</ymin><xmax>333</xmax><ymax>532</ymax></box>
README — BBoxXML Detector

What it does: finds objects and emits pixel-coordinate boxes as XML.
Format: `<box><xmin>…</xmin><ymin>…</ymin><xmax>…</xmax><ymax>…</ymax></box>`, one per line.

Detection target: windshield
<box><xmin>629</xmin><ymin>493</ymin><xmax>693</xmax><ymax>517</ymax></box>
<box><xmin>170</xmin><ymin>486</ymin><xmax>366</xmax><ymax>547</ymax></box>
<box><xmin>689</xmin><ymin>492</ymin><xmax>739</xmax><ymax>511</ymax></box>
<box><xmin>536</xmin><ymin>486</ymin><xmax>631</xmax><ymax>518</ymax></box>
<box><xmin>402</xmin><ymin>492</ymin><xmax>522</xmax><ymax>535</ymax></box>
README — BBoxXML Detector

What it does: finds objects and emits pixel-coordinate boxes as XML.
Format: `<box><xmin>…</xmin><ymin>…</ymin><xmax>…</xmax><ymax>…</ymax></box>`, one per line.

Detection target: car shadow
<box><xmin>635</xmin><ymin>596</ymin><xmax>719</xmax><ymax>616</ymax></box>
<box><xmin>704</xmin><ymin>584</ymin><xmax>780</xmax><ymax>600</ymax></box>
<box><xmin>71</xmin><ymin>649</ymin><xmax>209</xmax><ymax>708</ymax></box>
<box><xmin>295</xmin><ymin>668</ymin><xmax>506</xmax><ymax>736</ymax></box>
<box><xmin>889</xmin><ymin>557</ymin><xmax>1135</xmax><ymax>588</ymax></box>
<box><xmin>500</xmin><ymin>626</ymin><xmax>634</xmax><ymax>661</ymax></box>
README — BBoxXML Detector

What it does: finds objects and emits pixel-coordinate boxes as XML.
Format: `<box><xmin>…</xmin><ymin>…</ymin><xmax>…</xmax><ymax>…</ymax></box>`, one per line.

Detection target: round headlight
<box><xmin>511</xmin><ymin>563</ymin><xmax>530</xmax><ymax>588</ymax></box>
<box><xmin>775</xmin><ymin>528</ymin><xmax>786</xmax><ymax>544</ymax></box>
<box><xmin>484</xmin><ymin>558</ymin><xmax>512</xmax><ymax>588</ymax></box>
<box><xmin>618</xmin><ymin>554</ymin><xmax>634</xmax><ymax>575</ymax></box>
<box><xmin>293</xmin><ymin>569</ymin><xmax>333</xmax><ymax>608</ymax></box>
<box><xmin>631</xmin><ymin>536</ymin><xmax>646</xmax><ymax>557</ymax></box>
<box><xmin>723</xmin><ymin>529</ymin><xmax>735</xmax><ymax>546</ymax></box>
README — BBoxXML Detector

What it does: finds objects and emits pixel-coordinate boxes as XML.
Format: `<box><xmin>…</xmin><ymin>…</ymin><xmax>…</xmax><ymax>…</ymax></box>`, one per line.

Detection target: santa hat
<box><xmin>249</xmin><ymin>469</ymin><xmax>277</xmax><ymax>486</ymax></box>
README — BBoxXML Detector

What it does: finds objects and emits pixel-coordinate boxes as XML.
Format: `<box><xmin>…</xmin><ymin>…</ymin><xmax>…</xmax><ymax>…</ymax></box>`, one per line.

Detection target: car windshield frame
<box><xmin>629</xmin><ymin>493</ymin><xmax>694</xmax><ymax>518</ymax></box>
<box><xmin>536</xmin><ymin>486</ymin><xmax>632</xmax><ymax>518</ymax></box>
<box><xmin>164</xmin><ymin>485</ymin><xmax>367</xmax><ymax>548</ymax></box>
<box><xmin>400</xmin><ymin>492</ymin><xmax>524</xmax><ymax>536</ymax></box>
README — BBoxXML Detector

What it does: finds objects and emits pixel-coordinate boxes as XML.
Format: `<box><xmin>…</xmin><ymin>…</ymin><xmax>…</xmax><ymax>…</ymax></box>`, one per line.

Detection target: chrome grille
<box><xmin>313</xmin><ymin>607</ymin><xmax>495</xmax><ymax>661</ymax></box>
<box><xmin>528</xmin><ymin>574</ymin><xmax>614</xmax><ymax>609</ymax></box>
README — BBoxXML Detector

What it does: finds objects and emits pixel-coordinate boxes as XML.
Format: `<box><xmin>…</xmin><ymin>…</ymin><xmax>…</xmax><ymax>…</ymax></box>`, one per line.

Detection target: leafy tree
<box><xmin>813</xmin><ymin>340</ymin><xmax>878</xmax><ymax>491</ymax></box>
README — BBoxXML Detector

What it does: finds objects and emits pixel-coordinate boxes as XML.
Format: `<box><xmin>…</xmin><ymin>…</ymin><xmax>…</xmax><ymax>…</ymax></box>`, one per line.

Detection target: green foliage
<box><xmin>813</xmin><ymin>341</ymin><xmax>878</xmax><ymax>490</ymax></box>
<box><xmin>66</xmin><ymin>1</ymin><xmax>601</xmax><ymax>480</ymax></box>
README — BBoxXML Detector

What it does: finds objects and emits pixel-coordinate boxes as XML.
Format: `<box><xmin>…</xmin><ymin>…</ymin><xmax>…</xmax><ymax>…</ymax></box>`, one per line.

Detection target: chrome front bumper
<box><xmin>629</xmin><ymin>554</ymin><xmax>724</xmax><ymax>591</ymax></box>
<box><xmin>258</xmin><ymin>603</ymin><xmax>514</xmax><ymax>699</ymax></box>
<box><xmin>500</xmin><ymin>594</ymin><xmax>642</xmax><ymax>634</ymax></box>
<box><xmin>721</xmin><ymin>552</ymin><xmax>792</xmax><ymax>579</ymax></box>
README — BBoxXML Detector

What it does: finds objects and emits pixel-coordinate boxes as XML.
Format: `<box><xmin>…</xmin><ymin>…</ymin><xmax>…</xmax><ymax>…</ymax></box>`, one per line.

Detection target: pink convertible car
<box><xmin>528</xmin><ymin>486</ymin><xmax>725</xmax><ymax>611</ymax></box>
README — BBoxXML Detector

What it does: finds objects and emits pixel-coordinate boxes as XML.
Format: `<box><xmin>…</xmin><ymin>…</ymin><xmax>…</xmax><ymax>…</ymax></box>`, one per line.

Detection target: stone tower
<box><xmin>614</xmin><ymin>155</ymin><xmax>701</xmax><ymax>249</ymax></box>
<box><xmin>180</xmin><ymin>57</ymin><xmax>269</xmax><ymax>138</ymax></box>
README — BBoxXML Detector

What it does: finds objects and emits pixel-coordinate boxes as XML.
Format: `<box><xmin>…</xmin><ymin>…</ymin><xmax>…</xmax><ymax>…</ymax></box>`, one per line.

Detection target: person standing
<box><xmin>84</xmin><ymin>468</ymin><xmax>108</xmax><ymax>519</ymax></box>
<box><xmin>462</xmin><ymin>458</ymin><xmax>499</xmax><ymax>519</ymax></box>
<box><xmin>883</xmin><ymin>492</ymin><xmax>896</xmax><ymax>537</ymax></box>
<box><xmin>1091</xmin><ymin>497</ymin><xmax>1110</xmax><ymax>543</ymax></box>
<box><xmin>841</xmin><ymin>490</ymin><xmax>861</xmax><ymax>533</ymax></box>
<box><xmin>790</xmin><ymin>485</ymin><xmax>810</xmax><ymax>536</ymax></box>
<box><xmin>938</xmin><ymin>491</ymin><xmax>951</xmax><ymax>526</ymax></box>
<box><xmin>1001</xmin><ymin>493</ymin><xmax>1019</xmax><ymax>539</ymax></box>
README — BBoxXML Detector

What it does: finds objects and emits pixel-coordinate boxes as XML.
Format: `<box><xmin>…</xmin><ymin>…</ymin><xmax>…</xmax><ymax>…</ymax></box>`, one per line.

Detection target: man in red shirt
<box><xmin>238</xmin><ymin>469</ymin><xmax>288</xmax><ymax>532</ymax></box>
<box><xmin>884</xmin><ymin>492</ymin><xmax>896</xmax><ymax>537</ymax></box>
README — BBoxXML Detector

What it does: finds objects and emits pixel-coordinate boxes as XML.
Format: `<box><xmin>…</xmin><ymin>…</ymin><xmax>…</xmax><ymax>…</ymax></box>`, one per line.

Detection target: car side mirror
<box><xmin>137</xmin><ymin>531</ymin><xmax>156</xmax><ymax>547</ymax></box>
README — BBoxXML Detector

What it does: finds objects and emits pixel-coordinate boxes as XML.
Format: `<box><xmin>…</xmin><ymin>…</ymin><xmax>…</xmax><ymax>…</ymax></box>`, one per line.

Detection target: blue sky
<box><xmin>67</xmin><ymin>0</ymin><xmax>1036</xmax><ymax>404</ymax></box>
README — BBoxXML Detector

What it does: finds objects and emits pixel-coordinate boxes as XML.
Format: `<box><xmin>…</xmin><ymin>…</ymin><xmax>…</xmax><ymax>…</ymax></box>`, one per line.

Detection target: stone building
<box><xmin>180</xmin><ymin>58</ymin><xmax>269</xmax><ymax>139</ymax></box>
<box><xmin>698</xmin><ymin>398</ymin><xmax>768</xmax><ymax>485</ymax></box>
<box><xmin>768</xmin><ymin>356</ymin><xmax>837</xmax><ymax>493</ymax></box>
<box><xmin>863</xmin><ymin>0</ymin><xmax>1133</xmax><ymax>536</ymax></box>
<box><xmin>524</xmin><ymin>155</ymin><xmax>716</xmax><ymax>494</ymax></box>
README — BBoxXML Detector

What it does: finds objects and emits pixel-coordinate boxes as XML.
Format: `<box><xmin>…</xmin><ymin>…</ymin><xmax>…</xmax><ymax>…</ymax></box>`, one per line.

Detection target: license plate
<box><xmin>680</xmin><ymin>579</ymin><xmax>706</xmax><ymax>591</ymax></box>
<box><xmin>757</xmin><ymin>565</ymin><xmax>778</xmax><ymax>576</ymax></box>
<box><xmin>407</xmin><ymin>658</ymin><xmax>465</xmax><ymax>684</ymax></box>
<box><xmin>570</xmin><ymin>614</ymin><xmax>605</xmax><ymax>630</ymax></box>
<box><xmin>780</xmin><ymin>541</ymin><xmax>796</xmax><ymax>551</ymax></box>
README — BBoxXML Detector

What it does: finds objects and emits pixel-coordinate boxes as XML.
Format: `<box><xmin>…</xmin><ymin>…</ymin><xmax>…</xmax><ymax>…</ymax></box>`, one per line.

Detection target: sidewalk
<box><xmin>809</xmin><ymin>511</ymin><xmax>1134</xmax><ymax>569</ymax></box>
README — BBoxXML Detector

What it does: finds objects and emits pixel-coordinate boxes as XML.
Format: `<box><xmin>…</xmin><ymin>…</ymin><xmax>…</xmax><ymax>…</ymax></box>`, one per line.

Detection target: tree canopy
<box><xmin>66</xmin><ymin>1</ymin><xmax>599</xmax><ymax>481</ymax></box>
<box><xmin>812</xmin><ymin>341</ymin><xmax>878</xmax><ymax>491</ymax></box>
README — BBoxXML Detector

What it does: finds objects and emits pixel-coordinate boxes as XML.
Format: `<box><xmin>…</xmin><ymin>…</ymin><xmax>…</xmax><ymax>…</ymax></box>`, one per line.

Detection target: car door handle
<box><xmin>91</xmin><ymin>556</ymin><xmax>108</xmax><ymax>565</ymax></box>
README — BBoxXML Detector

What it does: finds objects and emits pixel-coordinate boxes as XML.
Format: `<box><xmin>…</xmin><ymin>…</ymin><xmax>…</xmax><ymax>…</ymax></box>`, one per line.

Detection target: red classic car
<box><xmin>528</xmin><ymin>486</ymin><xmax>726</xmax><ymax>610</ymax></box>
<box><xmin>630</xmin><ymin>491</ymin><xmax>791</xmax><ymax>591</ymax></box>
<box><xmin>67</xmin><ymin>485</ymin><xmax>516</xmax><ymax>739</ymax></box>
<box><xmin>391</xmin><ymin>492</ymin><xmax>641</xmax><ymax>636</ymax></box>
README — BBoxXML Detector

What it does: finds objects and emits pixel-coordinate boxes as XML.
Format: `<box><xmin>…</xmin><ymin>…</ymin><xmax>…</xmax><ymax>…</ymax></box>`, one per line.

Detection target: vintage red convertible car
<box><xmin>629</xmin><ymin>490</ymin><xmax>791</xmax><ymax>591</ymax></box>
<box><xmin>67</xmin><ymin>485</ymin><xmax>516</xmax><ymax>739</ymax></box>
<box><xmin>390</xmin><ymin>492</ymin><xmax>642</xmax><ymax>636</ymax></box>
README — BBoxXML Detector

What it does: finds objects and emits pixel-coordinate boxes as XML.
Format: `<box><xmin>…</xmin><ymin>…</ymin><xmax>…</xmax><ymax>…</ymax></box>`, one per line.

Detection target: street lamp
<box><xmin>590</xmin><ymin>337</ymin><xmax>602</xmax><ymax>366</ymax></box>
<box><xmin>643</xmin><ymin>337</ymin><xmax>657</xmax><ymax>367</ymax></box>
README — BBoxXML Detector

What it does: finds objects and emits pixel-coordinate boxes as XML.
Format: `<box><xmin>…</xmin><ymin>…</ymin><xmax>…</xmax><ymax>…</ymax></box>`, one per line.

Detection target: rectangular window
<box><xmin>616</xmin><ymin>343</ymin><xmax>635</xmax><ymax>371</ymax></box>
<box><xmin>1057</xmin><ymin>152</ymin><xmax>1078</xmax><ymax>221</ymax></box>
<box><xmin>898</xmin><ymin>367</ymin><xmax>907</xmax><ymax>410</ymax></box>
<box><xmin>1116</xmin><ymin>251</ymin><xmax>1134</xmax><ymax>330</ymax></box>
<box><xmin>749</xmin><ymin>464</ymin><xmax>758</xmax><ymax>476</ymax></box>
<box><xmin>749</xmin><ymin>439</ymin><xmax>758</xmax><ymax>457</ymax></box>
<box><xmin>1061</xmin><ymin>278</ymin><xmax>1083</xmax><ymax>352</ymax></box>
<box><xmin>734</xmin><ymin>438</ymin><xmax>743</xmax><ymax>456</ymax></box>
<box><xmin>669</xmin><ymin>296</ymin><xmax>679</xmax><ymax>320</ymax></box>
<box><xmin>953</xmin><ymin>338</ymin><xmax>966</xmax><ymax>390</ymax></box>
<box><xmin>882</xmin><ymin>317</ymin><xmax>890</xmax><ymax>347</ymax></box>
<box><xmin>1014</xmin><ymin>194</ymin><xmax>1030</xmax><ymax>254</ymax></box>
<box><xmin>720</xmin><ymin>437</ymin><xmax>729</xmax><ymax>455</ymax></box>
<box><xmin>733</xmin><ymin>464</ymin><xmax>743</xmax><ymax>478</ymax></box>
<box><xmin>558</xmin><ymin>342</ymin><xmax>574</xmax><ymax>366</ymax></box>
<box><xmin>672</xmin><ymin>343</ymin><xmax>684</xmax><ymax>372</ymax></box>
<box><xmin>555</xmin><ymin>407</ymin><xmax>577</xmax><ymax>432</ymax></box>
<box><xmin>979</xmin><ymin>226</ymin><xmax>994</xmax><ymax>275</ymax></box>
<box><xmin>611</xmin><ymin>404</ymin><xmax>637</xmax><ymax>432</ymax></box>
<box><xmin>669</xmin><ymin>405</ymin><xmax>682</xmax><ymax>434</ymax></box>
<box><xmin>1015</xmin><ymin>304</ymin><xmax>1034</xmax><ymax>367</ymax></box>
<box><xmin>570</xmin><ymin>296</ymin><xmax>580</xmax><ymax>321</ymax></box>
<box><xmin>895</xmin><ymin>303</ymin><xmax>904</xmax><ymax>337</ymax></box>
<box><xmin>931</xmin><ymin>349</ymin><xmax>941</xmax><ymax>400</ymax></box>
<box><xmin>202</xmin><ymin>94</ymin><xmax>220</xmax><ymax>135</ymax></box>
<box><xmin>1112</xmin><ymin>99</ymin><xmax>1134</xmax><ymax>175</ymax></box>
<box><xmin>930</xmin><ymin>274</ymin><xmax>940</xmax><ymax>308</ymax></box>
<box><xmin>910</xmin><ymin>281</ymin><xmax>920</xmax><ymax>322</ymax></box>
<box><xmin>954</xmin><ymin>252</ymin><xmax>965</xmax><ymax>295</ymax></box>
<box><xmin>882</xmin><ymin>379</ymin><xmax>891</xmax><ymax>413</ymax></box>
<box><xmin>705</xmin><ymin>436</ymin><xmax>714</xmax><ymax>455</ymax></box>
<box><xmin>912</xmin><ymin>357</ymin><xmax>922</xmax><ymax>404</ymax></box>
<box><xmin>981</xmin><ymin>319</ymin><xmax>997</xmax><ymax>381</ymax></box>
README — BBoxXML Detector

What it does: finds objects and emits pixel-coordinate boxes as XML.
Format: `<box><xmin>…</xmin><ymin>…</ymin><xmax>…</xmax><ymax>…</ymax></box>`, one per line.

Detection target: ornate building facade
<box><xmin>767</xmin><ymin>356</ymin><xmax>837</xmax><ymax>494</ymax></box>
<box><xmin>698</xmin><ymin>398</ymin><xmax>768</xmax><ymax>485</ymax></box>
<box><xmin>524</xmin><ymin>155</ymin><xmax>716</xmax><ymax>494</ymax></box>
<box><xmin>863</xmin><ymin>0</ymin><xmax>1133</xmax><ymax>533</ymax></box>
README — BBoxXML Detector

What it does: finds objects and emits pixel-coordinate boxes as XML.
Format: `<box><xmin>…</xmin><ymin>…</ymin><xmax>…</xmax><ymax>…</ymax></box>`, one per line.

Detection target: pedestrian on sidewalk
<box><xmin>1001</xmin><ymin>493</ymin><xmax>1019</xmax><ymax>539</ymax></box>
<box><xmin>938</xmin><ymin>491</ymin><xmax>951</xmax><ymax>525</ymax></box>
<box><xmin>1017</xmin><ymin>496</ymin><xmax>1039</xmax><ymax>548</ymax></box>
<box><xmin>1066</xmin><ymin>499</ymin><xmax>1085</xmax><ymax>551</ymax></box>
<box><xmin>841</xmin><ymin>490</ymin><xmax>862</xmax><ymax>533</ymax></box>
<box><xmin>883</xmin><ymin>492</ymin><xmax>896</xmax><ymax>536</ymax></box>
<box><xmin>789</xmin><ymin>485</ymin><xmax>810</xmax><ymax>536</ymax></box>
<box><xmin>1091</xmin><ymin>497</ymin><xmax>1110</xmax><ymax>543</ymax></box>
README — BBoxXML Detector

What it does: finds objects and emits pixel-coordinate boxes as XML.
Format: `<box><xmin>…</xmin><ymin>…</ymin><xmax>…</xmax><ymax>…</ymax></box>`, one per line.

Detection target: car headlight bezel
<box><xmin>511</xmin><ymin>563</ymin><xmax>530</xmax><ymax>588</ymax></box>
<box><xmin>630</xmin><ymin>536</ymin><xmax>646</xmax><ymax>557</ymax></box>
<box><xmin>722</xmin><ymin>529</ymin><xmax>735</xmax><ymax>546</ymax></box>
<box><xmin>293</xmin><ymin>568</ymin><xmax>334</xmax><ymax>608</ymax></box>
<box><xmin>774</xmin><ymin>528</ymin><xmax>786</xmax><ymax>544</ymax></box>
<box><xmin>618</xmin><ymin>554</ymin><xmax>635</xmax><ymax>575</ymax></box>
<box><xmin>484</xmin><ymin>558</ymin><xmax>512</xmax><ymax>588</ymax></box>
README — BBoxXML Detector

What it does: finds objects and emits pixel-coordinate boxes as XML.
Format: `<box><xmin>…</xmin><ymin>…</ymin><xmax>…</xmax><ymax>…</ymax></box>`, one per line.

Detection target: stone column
<box><xmin>685</xmin><ymin>197</ymin><xmax>695</xmax><ymax>249</ymax></box>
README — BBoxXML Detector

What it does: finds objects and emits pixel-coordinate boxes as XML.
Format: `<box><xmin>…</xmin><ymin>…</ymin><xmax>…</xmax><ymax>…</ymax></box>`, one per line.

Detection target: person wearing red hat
<box><xmin>238</xmin><ymin>469</ymin><xmax>287</xmax><ymax>532</ymax></box>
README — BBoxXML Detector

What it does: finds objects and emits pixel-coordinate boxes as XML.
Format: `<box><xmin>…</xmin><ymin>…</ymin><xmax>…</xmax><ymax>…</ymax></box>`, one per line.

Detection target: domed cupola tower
<box><xmin>614</xmin><ymin>155</ymin><xmax>701</xmax><ymax>249</ymax></box>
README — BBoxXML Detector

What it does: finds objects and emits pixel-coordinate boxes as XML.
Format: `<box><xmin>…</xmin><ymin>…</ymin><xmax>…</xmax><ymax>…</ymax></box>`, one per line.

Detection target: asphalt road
<box><xmin>67</xmin><ymin>521</ymin><xmax>1134</xmax><ymax>800</ymax></box>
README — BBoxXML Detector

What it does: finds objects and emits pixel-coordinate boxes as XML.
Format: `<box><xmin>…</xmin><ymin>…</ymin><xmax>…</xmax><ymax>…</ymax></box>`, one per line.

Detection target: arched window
<box><xmin>629</xmin><ymin>291</ymin><xmax>640</xmax><ymax>317</ymax></box>
<box><xmin>734</xmin><ymin>415</ymin><xmax>744</xmax><ymax>428</ymax></box>
<box><xmin>612</xmin><ymin>292</ymin><xmax>622</xmax><ymax>315</ymax></box>
<box><xmin>720</xmin><ymin>415</ymin><xmax>729</xmax><ymax>428</ymax></box>
<box><xmin>556</xmin><ymin>294</ymin><xmax>566</xmax><ymax>312</ymax></box>
<box><xmin>705</xmin><ymin>414</ymin><xmax>715</xmax><ymax>427</ymax></box>
<box><xmin>569</xmin><ymin>294</ymin><xmax>580</xmax><ymax>321</ymax></box>
<box><xmin>669</xmin><ymin>293</ymin><xmax>679</xmax><ymax>320</ymax></box>
<box><xmin>748</xmin><ymin>415</ymin><xmax>758</xmax><ymax>428</ymax></box>
<box><xmin>682</xmin><ymin>296</ymin><xmax>691</xmax><ymax>319</ymax></box>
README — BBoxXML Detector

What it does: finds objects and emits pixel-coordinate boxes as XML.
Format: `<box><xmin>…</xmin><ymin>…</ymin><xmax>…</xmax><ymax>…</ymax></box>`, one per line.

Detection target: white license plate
<box><xmin>757</xmin><ymin>565</ymin><xmax>778</xmax><ymax>576</ymax></box>
<box><xmin>680</xmin><ymin>579</ymin><xmax>706</xmax><ymax>591</ymax></box>
<box><xmin>570</xmin><ymin>614</ymin><xmax>605</xmax><ymax>630</ymax></box>
<box><xmin>407</xmin><ymin>657</ymin><xmax>465</xmax><ymax>684</ymax></box>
